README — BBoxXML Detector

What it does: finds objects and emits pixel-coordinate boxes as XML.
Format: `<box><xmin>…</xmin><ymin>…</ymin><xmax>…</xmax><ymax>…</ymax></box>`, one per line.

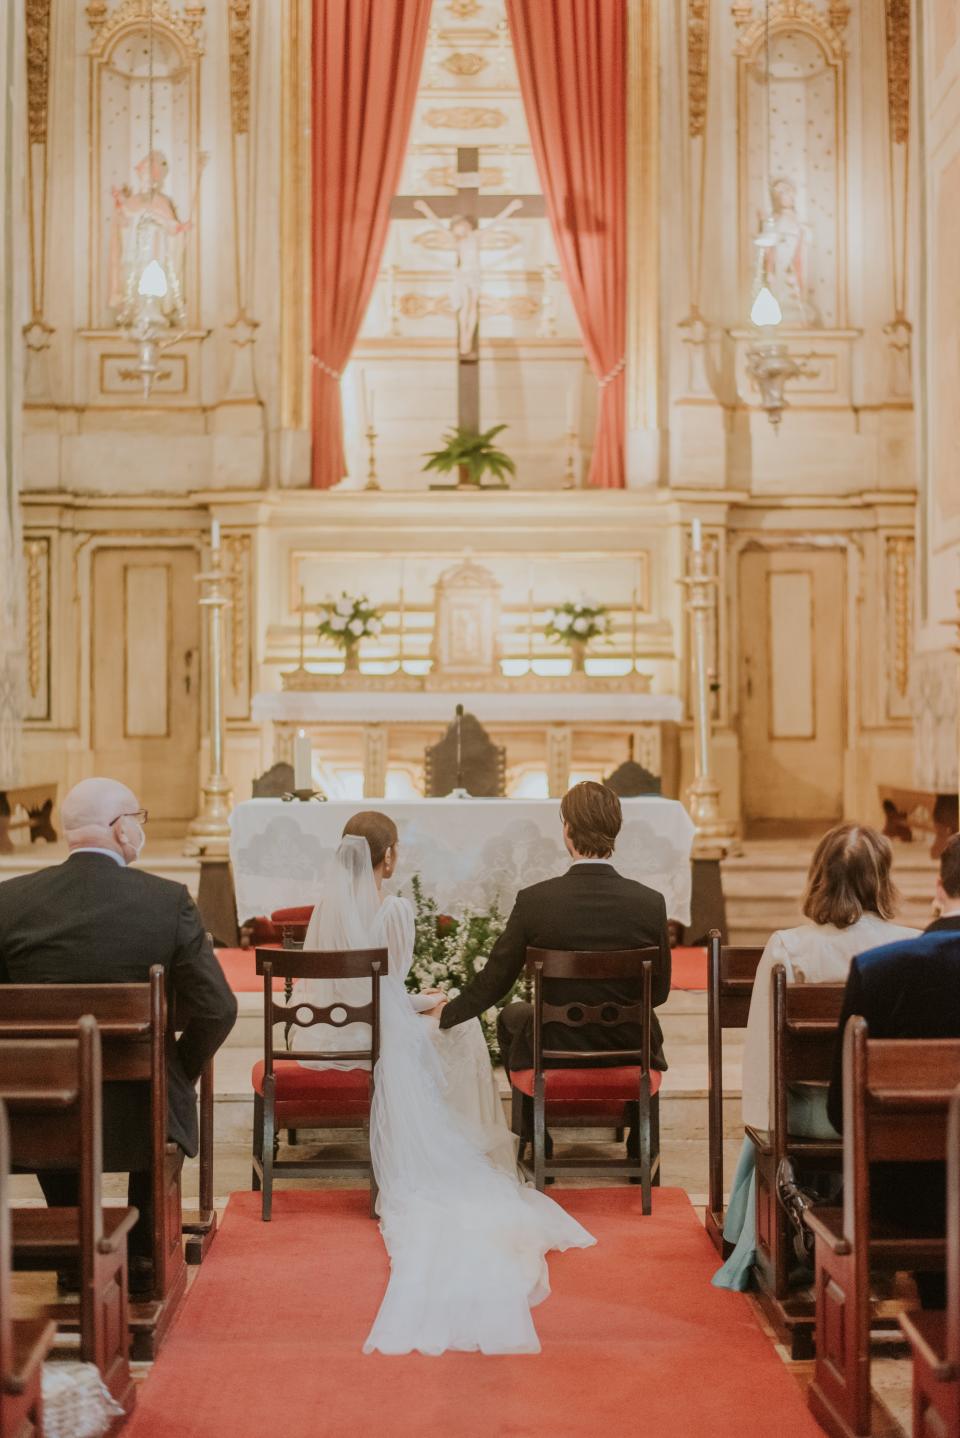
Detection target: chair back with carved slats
<box><xmin>255</xmin><ymin>949</ymin><xmax>389</xmax><ymax>1073</ymax></box>
<box><xmin>424</xmin><ymin>711</ymin><xmax>506</xmax><ymax>797</ymax></box>
<box><xmin>706</xmin><ymin>931</ymin><xmax>764</xmax><ymax>1249</ymax></box>
<box><xmin>525</xmin><ymin>947</ymin><xmax>657</xmax><ymax>1073</ymax></box>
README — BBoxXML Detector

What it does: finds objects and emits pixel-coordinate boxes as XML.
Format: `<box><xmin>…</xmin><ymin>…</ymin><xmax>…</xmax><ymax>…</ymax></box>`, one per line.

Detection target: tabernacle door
<box><xmin>738</xmin><ymin>547</ymin><xmax>845</xmax><ymax>831</ymax></box>
<box><xmin>92</xmin><ymin>546</ymin><xmax>201</xmax><ymax>835</ymax></box>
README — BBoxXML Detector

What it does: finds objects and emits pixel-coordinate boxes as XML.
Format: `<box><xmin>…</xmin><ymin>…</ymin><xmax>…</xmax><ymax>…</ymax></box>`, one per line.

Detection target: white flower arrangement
<box><xmin>544</xmin><ymin>599</ymin><xmax>611</xmax><ymax>648</ymax></box>
<box><xmin>316</xmin><ymin>592</ymin><xmax>383</xmax><ymax>650</ymax></box>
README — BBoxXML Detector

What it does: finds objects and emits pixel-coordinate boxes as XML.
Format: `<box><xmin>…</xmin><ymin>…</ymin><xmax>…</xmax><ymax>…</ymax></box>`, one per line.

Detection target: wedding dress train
<box><xmin>292</xmin><ymin>838</ymin><xmax>595</xmax><ymax>1355</ymax></box>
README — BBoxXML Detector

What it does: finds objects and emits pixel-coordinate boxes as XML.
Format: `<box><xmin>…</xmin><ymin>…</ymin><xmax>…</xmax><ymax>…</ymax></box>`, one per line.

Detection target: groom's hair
<box><xmin>342</xmin><ymin>810</ymin><xmax>398</xmax><ymax>870</ymax></box>
<box><xmin>560</xmin><ymin>781</ymin><xmax>622</xmax><ymax>859</ymax></box>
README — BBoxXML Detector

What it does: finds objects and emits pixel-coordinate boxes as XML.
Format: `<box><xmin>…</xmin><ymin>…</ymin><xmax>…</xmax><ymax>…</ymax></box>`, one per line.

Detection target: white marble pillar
<box><xmin>0</xmin><ymin>3</ymin><xmax>25</xmax><ymax>786</ymax></box>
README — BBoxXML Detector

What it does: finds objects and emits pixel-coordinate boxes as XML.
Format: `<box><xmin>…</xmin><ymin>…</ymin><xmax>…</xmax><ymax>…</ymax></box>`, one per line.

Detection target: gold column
<box><xmin>626</xmin><ymin>0</ymin><xmax>660</xmax><ymax>457</ymax></box>
<box><xmin>187</xmin><ymin>528</ymin><xmax>233</xmax><ymax>854</ymax></box>
<box><xmin>681</xmin><ymin>537</ymin><xmax>734</xmax><ymax>855</ymax></box>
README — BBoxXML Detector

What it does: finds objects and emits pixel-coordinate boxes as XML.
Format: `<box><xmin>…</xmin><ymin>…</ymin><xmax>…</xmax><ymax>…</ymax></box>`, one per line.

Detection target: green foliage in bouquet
<box><xmin>422</xmin><ymin>424</ymin><xmax>516</xmax><ymax>489</ymax></box>
<box><xmin>544</xmin><ymin>598</ymin><xmax>612</xmax><ymax>646</ymax></box>
<box><xmin>406</xmin><ymin>874</ymin><xmax>520</xmax><ymax>1061</ymax></box>
<box><xmin>316</xmin><ymin>592</ymin><xmax>383</xmax><ymax>650</ymax></box>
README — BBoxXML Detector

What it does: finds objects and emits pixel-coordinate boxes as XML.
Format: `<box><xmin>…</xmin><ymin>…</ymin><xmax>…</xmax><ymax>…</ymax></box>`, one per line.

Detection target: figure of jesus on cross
<box><xmin>390</xmin><ymin>147</ymin><xmax>545</xmax><ymax>432</ymax></box>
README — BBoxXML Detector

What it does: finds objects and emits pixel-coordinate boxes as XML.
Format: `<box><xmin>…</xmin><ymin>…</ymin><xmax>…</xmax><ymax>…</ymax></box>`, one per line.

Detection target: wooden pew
<box><xmin>899</xmin><ymin>1085</ymin><xmax>960</xmax><ymax>1438</ymax></box>
<box><xmin>0</xmin><ymin>784</ymin><xmax>57</xmax><ymax>855</ymax></box>
<box><xmin>170</xmin><ymin>990</ymin><xmax>217</xmax><ymax>1266</ymax></box>
<box><xmin>745</xmin><ymin>965</ymin><xmax>846</xmax><ymax>1358</ymax></box>
<box><xmin>0</xmin><ymin>1021</ymin><xmax>136</xmax><ymax>1417</ymax></box>
<box><xmin>1</xmin><ymin>1098</ymin><xmax>57</xmax><ymax>1438</ymax></box>
<box><xmin>806</xmin><ymin>1020</ymin><xmax>960</xmax><ymax>1438</ymax></box>
<box><xmin>0</xmin><ymin>970</ymin><xmax>187</xmax><ymax>1361</ymax></box>
<box><xmin>705</xmin><ymin>930</ymin><xmax>764</xmax><ymax>1252</ymax></box>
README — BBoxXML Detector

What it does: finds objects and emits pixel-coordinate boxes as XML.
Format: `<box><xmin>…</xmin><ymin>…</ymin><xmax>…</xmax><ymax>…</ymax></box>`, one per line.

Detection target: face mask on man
<box><xmin>117</xmin><ymin>816</ymin><xmax>146</xmax><ymax>864</ymax></box>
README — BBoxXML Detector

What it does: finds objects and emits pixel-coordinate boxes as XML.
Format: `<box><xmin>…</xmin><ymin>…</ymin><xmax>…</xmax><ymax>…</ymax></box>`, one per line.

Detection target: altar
<box><xmin>230</xmin><ymin>796</ymin><xmax>696</xmax><ymax>925</ymax></box>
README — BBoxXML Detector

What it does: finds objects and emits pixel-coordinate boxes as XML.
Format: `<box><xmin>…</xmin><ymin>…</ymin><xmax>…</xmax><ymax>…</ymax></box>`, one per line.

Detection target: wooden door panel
<box><xmin>739</xmin><ymin>548</ymin><xmax>845</xmax><ymax>823</ymax></box>
<box><xmin>93</xmin><ymin>548</ymin><xmax>200</xmax><ymax>829</ymax></box>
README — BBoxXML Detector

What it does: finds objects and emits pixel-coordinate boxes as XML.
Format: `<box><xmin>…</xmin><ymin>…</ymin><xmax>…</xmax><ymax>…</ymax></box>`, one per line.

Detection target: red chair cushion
<box><xmin>270</xmin><ymin>906</ymin><xmax>315</xmax><ymax>925</ymax></box>
<box><xmin>508</xmin><ymin>1066</ymin><xmax>663</xmax><ymax>1106</ymax></box>
<box><xmin>251</xmin><ymin>1059</ymin><xmax>370</xmax><ymax>1117</ymax></box>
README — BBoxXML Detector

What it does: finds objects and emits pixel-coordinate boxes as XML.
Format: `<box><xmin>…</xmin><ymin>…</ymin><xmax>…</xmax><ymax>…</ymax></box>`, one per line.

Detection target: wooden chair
<box><xmin>251</xmin><ymin>948</ymin><xmax>388</xmax><ymax>1221</ymax></box>
<box><xmin>508</xmin><ymin>949</ymin><xmax>662</xmax><ymax>1213</ymax></box>
<box><xmin>0</xmin><ymin>970</ymin><xmax>187</xmax><ymax>1361</ymax></box>
<box><xmin>899</xmin><ymin>1084</ymin><xmax>960</xmax><ymax>1438</ymax></box>
<box><xmin>745</xmin><ymin>965</ymin><xmax>846</xmax><ymax>1358</ymax></box>
<box><xmin>424</xmin><ymin>711</ymin><xmax>506</xmax><ymax>797</ymax></box>
<box><xmin>0</xmin><ymin>783</ymin><xmax>57</xmax><ymax>855</ymax></box>
<box><xmin>0</xmin><ymin>1098</ymin><xmax>57</xmax><ymax>1438</ymax></box>
<box><xmin>0</xmin><ymin>1022</ymin><xmax>136</xmax><ymax>1417</ymax></box>
<box><xmin>806</xmin><ymin>1020</ymin><xmax>960</xmax><ymax>1438</ymax></box>
<box><xmin>705</xmin><ymin>930</ymin><xmax>764</xmax><ymax>1252</ymax></box>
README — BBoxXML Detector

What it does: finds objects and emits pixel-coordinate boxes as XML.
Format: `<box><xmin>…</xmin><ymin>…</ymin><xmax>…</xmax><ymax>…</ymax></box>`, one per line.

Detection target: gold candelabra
<box><xmin>680</xmin><ymin>528</ymin><xmax>736</xmax><ymax>857</ymax></box>
<box><xmin>186</xmin><ymin>524</ymin><xmax>233</xmax><ymax>854</ymax></box>
<box><xmin>364</xmin><ymin>423</ymin><xmax>380</xmax><ymax>491</ymax></box>
<box><xmin>563</xmin><ymin>427</ymin><xmax>578</xmax><ymax>488</ymax></box>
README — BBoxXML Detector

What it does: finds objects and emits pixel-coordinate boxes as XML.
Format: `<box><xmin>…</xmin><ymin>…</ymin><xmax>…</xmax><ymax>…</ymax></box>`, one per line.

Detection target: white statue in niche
<box><xmin>109</xmin><ymin>150</ymin><xmax>192</xmax><ymax>326</ymax></box>
<box><xmin>413</xmin><ymin>201</ymin><xmax>521</xmax><ymax>357</ymax></box>
<box><xmin>756</xmin><ymin>176</ymin><xmax>819</xmax><ymax>327</ymax></box>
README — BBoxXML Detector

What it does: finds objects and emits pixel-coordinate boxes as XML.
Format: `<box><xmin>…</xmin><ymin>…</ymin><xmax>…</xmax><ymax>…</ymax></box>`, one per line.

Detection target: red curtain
<box><xmin>505</xmin><ymin>0</ymin><xmax>627</xmax><ymax>489</ymax></box>
<box><xmin>311</xmin><ymin>0</ymin><xmax>432</xmax><ymax>489</ymax></box>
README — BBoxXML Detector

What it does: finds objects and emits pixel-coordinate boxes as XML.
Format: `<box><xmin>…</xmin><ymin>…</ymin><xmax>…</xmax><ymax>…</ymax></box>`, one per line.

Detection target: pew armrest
<box><xmin>3</xmin><ymin>1317</ymin><xmax>57</xmax><ymax>1395</ymax></box>
<box><xmin>98</xmin><ymin>1205</ymin><xmax>139</xmax><ymax>1254</ymax></box>
<box><xmin>899</xmin><ymin>1309</ymin><xmax>958</xmax><ymax>1382</ymax></box>
<box><xmin>803</xmin><ymin>1205</ymin><xmax>850</xmax><ymax>1255</ymax></box>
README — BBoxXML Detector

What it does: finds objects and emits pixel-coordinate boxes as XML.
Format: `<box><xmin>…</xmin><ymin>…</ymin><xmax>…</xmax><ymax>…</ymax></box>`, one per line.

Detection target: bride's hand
<box><xmin>425</xmin><ymin>997</ymin><xmax>448</xmax><ymax>1019</ymax></box>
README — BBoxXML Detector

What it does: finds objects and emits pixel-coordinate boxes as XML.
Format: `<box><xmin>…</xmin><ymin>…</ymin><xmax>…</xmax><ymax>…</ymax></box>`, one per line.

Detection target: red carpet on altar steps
<box><xmin>125</xmin><ymin>1188</ymin><xmax>821</xmax><ymax>1438</ymax></box>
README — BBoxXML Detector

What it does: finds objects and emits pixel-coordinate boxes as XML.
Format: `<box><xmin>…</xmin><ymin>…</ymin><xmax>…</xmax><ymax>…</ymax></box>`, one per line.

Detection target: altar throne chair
<box><xmin>424</xmin><ymin>712</ymin><xmax>506</xmax><ymax>797</ymax></box>
<box><xmin>603</xmin><ymin>760</ymin><xmax>661</xmax><ymax>796</ymax></box>
<box><xmin>251</xmin><ymin>947</ymin><xmax>388</xmax><ymax>1220</ymax></box>
<box><xmin>508</xmin><ymin>949</ymin><xmax>662</xmax><ymax>1213</ymax></box>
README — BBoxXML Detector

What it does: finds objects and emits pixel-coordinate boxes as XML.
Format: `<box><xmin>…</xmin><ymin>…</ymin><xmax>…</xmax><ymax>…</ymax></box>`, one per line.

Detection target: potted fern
<box><xmin>423</xmin><ymin>424</ymin><xmax>516</xmax><ymax>490</ymax></box>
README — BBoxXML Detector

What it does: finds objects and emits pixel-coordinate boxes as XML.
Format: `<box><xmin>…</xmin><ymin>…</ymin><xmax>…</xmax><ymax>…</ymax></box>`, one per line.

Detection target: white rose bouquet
<box><xmin>544</xmin><ymin>598</ymin><xmax>611</xmax><ymax>672</ymax></box>
<box><xmin>317</xmin><ymin>592</ymin><xmax>383</xmax><ymax>667</ymax></box>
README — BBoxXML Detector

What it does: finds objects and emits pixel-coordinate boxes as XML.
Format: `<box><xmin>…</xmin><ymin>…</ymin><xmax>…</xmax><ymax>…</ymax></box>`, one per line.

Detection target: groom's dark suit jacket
<box><xmin>0</xmin><ymin>851</ymin><xmax>237</xmax><ymax>1167</ymax></box>
<box><xmin>826</xmin><ymin>913</ymin><xmax>960</xmax><ymax>1235</ymax></box>
<box><xmin>439</xmin><ymin>862</ymin><xmax>671</xmax><ymax>1072</ymax></box>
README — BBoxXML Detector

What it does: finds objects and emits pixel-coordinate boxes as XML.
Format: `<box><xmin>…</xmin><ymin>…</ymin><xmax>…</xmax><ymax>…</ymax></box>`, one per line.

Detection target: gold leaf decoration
<box><xmin>687</xmin><ymin>0</ymin><xmax>709</xmax><ymax>139</ymax></box>
<box><xmin>26</xmin><ymin>0</ymin><xmax>52</xmax><ymax>146</ymax></box>
<box><xmin>441</xmin><ymin>51</ymin><xmax>488</xmax><ymax>77</ymax></box>
<box><xmin>424</xmin><ymin>107</ymin><xmax>506</xmax><ymax>130</ymax></box>
<box><xmin>884</xmin><ymin>0</ymin><xmax>909</xmax><ymax>145</ymax></box>
<box><xmin>446</xmin><ymin>0</ymin><xmax>481</xmax><ymax>17</ymax></box>
<box><xmin>228</xmin><ymin>0</ymin><xmax>251</xmax><ymax>136</ymax></box>
<box><xmin>423</xmin><ymin>164</ymin><xmax>505</xmax><ymax>189</ymax></box>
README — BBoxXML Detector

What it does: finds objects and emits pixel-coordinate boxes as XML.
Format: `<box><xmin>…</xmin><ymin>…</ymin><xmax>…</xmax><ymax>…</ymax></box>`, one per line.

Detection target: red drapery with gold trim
<box><xmin>505</xmin><ymin>0</ymin><xmax>627</xmax><ymax>489</ymax></box>
<box><xmin>311</xmin><ymin>0</ymin><xmax>432</xmax><ymax>489</ymax></box>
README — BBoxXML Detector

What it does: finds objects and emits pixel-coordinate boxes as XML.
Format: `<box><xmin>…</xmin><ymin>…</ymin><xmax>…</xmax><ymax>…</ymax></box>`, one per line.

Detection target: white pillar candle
<box><xmin>293</xmin><ymin>728</ymin><xmax>312</xmax><ymax>791</ymax></box>
<box><xmin>691</xmin><ymin>517</ymin><xmax>703</xmax><ymax>552</ymax></box>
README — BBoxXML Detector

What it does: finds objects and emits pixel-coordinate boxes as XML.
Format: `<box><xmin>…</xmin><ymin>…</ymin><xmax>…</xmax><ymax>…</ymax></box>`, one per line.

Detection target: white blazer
<box><xmin>740</xmin><ymin>912</ymin><xmax>919</xmax><ymax>1131</ymax></box>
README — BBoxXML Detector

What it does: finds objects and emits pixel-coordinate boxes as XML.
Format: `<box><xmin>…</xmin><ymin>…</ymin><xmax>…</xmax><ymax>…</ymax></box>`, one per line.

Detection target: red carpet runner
<box><xmin>126</xmin><ymin>1188</ymin><xmax>821</xmax><ymax>1438</ymax></box>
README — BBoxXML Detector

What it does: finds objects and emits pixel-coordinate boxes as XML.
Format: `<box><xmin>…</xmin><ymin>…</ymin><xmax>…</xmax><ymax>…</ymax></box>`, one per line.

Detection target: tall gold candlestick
<box><xmin>680</xmin><ymin>530</ymin><xmax>735</xmax><ymax>857</ymax></box>
<box><xmin>186</xmin><ymin>525</ymin><xmax>234</xmax><ymax>853</ymax></box>
<box><xmin>365</xmin><ymin>423</ymin><xmax>380</xmax><ymax>491</ymax></box>
<box><xmin>397</xmin><ymin>583</ymin><xmax>405</xmax><ymax>670</ymax></box>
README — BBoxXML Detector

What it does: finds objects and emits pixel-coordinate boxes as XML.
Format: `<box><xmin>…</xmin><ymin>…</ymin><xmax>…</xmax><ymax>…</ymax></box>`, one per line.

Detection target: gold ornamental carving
<box><xmin>687</xmin><ymin>0</ymin><xmax>710</xmax><ymax>139</ymax></box>
<box><xmin>24</xmin><ymin>539</ymin><xmax>47</xmax><ymax>702</ymax></box>
<box><xmin>424</xmin><ymin>163</ymin><xmax>505</xmax><ymax>189</ymax></box>
<box><xmin>889</xmin><ymin>535</ymin><xmax>913</xmax><ymax>698</ymax></box>
<box><xmin>222</xmin><ymin>532</ymin><xmax>251</xmax><ymax>693</ymax></box>
<box><xmin>398</xmin><ymin>292</ymin><xmax>539</xmax><ymax>321</ymax></box>
<box><xmin>26</xmin><ymin>0</ymin><xmax>52</xmax><ymax>147</ymax></box>
<box><xmin>732</xmin><ymin>0</ymin><xmax>846</xmax><ymax>61</ymax></box>
<box><xmin>884</xmin><ymin>0</ymin><xmax>909</xmax><ymax>146</ymax></box>
<box><xmin>228</xmin><ymin>0</ymin><xmax>251</xmax><ymax>135</ymax></box>
<box><xmin>446</xmin><ymin>0</ymin><xmax>482</xmax><ymax>17</ymax></box>
<box><xmin>424</xmin><ymin>107</ymin><xmax>506</xmax><ymax>130</ymax></box>
<box><xmin>441</xmin><ymin>50</ymin><xmax>488</xmax><ymax>77</ymax></box>
<box><xmin>86</xmin><ymin>0</ymin><xmax>206</xmax><ymax>59</ymax></box>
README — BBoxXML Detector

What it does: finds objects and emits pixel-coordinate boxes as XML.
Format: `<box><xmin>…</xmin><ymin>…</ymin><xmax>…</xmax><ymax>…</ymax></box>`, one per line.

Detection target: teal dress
<box><xmin>711</xmin><ymin>1085</ymin><xmax>838</xmax><ymax>1291</ymax></box>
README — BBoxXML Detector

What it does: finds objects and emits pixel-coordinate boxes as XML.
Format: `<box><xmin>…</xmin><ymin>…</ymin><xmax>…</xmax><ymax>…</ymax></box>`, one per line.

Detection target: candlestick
<box><xmin>679</xmin><ymin>542</ymin><xmax>735</xmax><ymax>857</ymax></box>
<box><xmin>293</xmin><ymin>729</ymin><xmax>312</xmax><ymax>792</ymax></box>
<box><xmin>630</xmin><ymin>583</ymin><xmax>637</xmax><ymax>673</ymax></box>
<box><xmin>397</xmin><ymin>580</ymin><xmax>405</xmax><ymax>669</ymax></box>
<box><xmin>365</xmin><ymin>423</ymin><xmax>380</xmax><ymax>491</ymax></box>
<box><xmin>186</xmin><ymin>531</ymin><xmax>233</xmax><ymax>854</ymax></box>
<box><xmin>691</xmin><ymin>517</ymin><xmax>703</xmax><ymax>552</ymax></box>
<box><xmin>563</xmin><ymin>426</ymin><xmax>578</xmax><ymax>489</ymax></box>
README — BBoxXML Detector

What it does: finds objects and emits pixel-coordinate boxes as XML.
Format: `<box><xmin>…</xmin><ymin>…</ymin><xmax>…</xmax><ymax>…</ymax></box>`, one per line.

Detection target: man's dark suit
<box><xmin>0</xmin><ymin>851</ymin><xmax>237</xmax><ymax>1255</ymax></box>
<box><xmin>439</xmin><ymin>862</ymin><xmax>671</xmax><ymax>1072</ymax></box>
<box><xmin>826</xmin><ymin>914</ymin><xmax>960</xmax><ymax>1306</ymax></box>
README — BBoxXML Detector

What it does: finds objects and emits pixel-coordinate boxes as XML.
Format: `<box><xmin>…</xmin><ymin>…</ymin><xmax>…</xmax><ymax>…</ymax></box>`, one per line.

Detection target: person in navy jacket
<box><xmin>826</xmin><ymin>832</ymin><xmax>960</xmax><ymax>1307</ymax></box>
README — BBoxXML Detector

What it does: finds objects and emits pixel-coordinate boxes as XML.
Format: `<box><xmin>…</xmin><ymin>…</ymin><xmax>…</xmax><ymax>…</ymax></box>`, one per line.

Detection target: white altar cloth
<box><xmin>230</xmin><ymin>796</ymin><xmax>695</xmax><ymax>925</ymax></box>
<box><xmin>252</xmin><ymin>691</ymin><xmax>684</xmax><ymax>724</ymax></box>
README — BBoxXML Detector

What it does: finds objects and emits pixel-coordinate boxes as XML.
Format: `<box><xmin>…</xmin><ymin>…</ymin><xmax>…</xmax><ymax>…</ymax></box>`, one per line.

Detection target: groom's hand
<box><xmin>425</xmin><ymin>997</ymin><xmax>448</xmax><ymax>1019</ymax></box>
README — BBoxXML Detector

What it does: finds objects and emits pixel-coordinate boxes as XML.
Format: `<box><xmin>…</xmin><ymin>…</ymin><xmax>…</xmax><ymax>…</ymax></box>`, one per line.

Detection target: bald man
<box><xmin>0</xmin><ymin>777</ymin><xmax>237</xmax><ymax>1288</ymax></box>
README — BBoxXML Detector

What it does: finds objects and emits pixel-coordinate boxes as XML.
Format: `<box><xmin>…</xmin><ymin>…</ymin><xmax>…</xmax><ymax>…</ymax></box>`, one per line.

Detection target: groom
<box><xmin>438</xmin><ymin>780</ymin><xmax>672</xmax><ymax>1074</ymax></box>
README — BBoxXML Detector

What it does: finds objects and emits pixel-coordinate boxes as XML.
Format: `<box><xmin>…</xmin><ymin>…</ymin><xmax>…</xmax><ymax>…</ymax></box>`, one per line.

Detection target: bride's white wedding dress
<box><xmin>290</xmin><ymin>837</ymin><xmax>595</xmax><ymax>1356</ymax></box>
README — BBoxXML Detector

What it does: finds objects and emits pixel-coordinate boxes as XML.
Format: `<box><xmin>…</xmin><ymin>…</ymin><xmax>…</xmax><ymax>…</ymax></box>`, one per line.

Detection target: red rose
<box><xmin>436</xmin><ymin>914</ymin><xmax>457</xmax><ymax>937</ymax></box>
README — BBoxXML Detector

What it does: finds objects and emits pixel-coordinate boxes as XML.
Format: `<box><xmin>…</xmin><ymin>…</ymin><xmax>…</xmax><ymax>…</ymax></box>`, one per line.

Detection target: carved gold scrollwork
<box><xmin>446</xmin><ymin>0</ymin><xmax>481</xmax><ymax>17</ymax></box>
<box><xmin>24</xmin><ymin>539</ymin><xmax>47</xmax><ymax>702</ymax></box>
<box><xmin>25</xmin><ymin>0</ymin><xmax>52</xmax><ymax>146</ymax></box>
<box><xmin>228</xmin><ymin>0</ymin><xmax>251</xmax><ymax>136</ymax></box>
<box><xmin>223</xmin><ymin>532</ymin><xmax>250</xmax><ymax>696</ymax></box>
<box><xmin>889</xmin><ymin>535</ymin><xmax>913</xmax><ymax>698</ymax></box>
<box><xmin>884</xmin><ymin>0</ymin><xmax>909</xmax><ymax>146</ymax></box>
<box><xmin>441</xmin><ymin>51</ymin><xmax>488</xmax><ymax>77</ymax></box>
<box><xmin>423</xmin><ymin>107</ymin><xmax>506</xmax><ymax>130</ymax></box>
<box><xmin>423</xmin><ymin>164</ymin><xmax>505</xmax><ymax>189</ymax></box>
<box><xmin>732</xmin><ymin>0</ymin><xmax>847</xmax><ymax>61</ymax></box>
<box><xmin>86</xmin><ymin>0</ymin><xmax>205</xmax><ymax>59</ymax></box>
<box><xmin>687</xmin><ymin>0</ymin><xmax>710</xmax><ymax>139</ymax></box>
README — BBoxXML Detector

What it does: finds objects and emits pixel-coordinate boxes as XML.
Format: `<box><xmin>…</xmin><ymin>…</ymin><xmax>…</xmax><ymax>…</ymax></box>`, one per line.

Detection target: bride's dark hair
<box><xmin>341</xmin><ymin>811</ymin><xmax>398</xmax><ymax>871</ymax></box>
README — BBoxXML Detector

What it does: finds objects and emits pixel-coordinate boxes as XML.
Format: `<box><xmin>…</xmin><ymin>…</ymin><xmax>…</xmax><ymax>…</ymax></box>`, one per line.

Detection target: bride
<box><xmin>290</xmin><ymin>810</ymin><xmax>595</xmax><ymax>1356</ymax></box>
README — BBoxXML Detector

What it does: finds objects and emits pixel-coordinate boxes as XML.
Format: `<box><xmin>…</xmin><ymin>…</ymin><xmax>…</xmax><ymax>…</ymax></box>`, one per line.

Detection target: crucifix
<box><xmin>389</xmin><ymin>147</ymin><xmax>546</xmax><ymax>431</ymax></box>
